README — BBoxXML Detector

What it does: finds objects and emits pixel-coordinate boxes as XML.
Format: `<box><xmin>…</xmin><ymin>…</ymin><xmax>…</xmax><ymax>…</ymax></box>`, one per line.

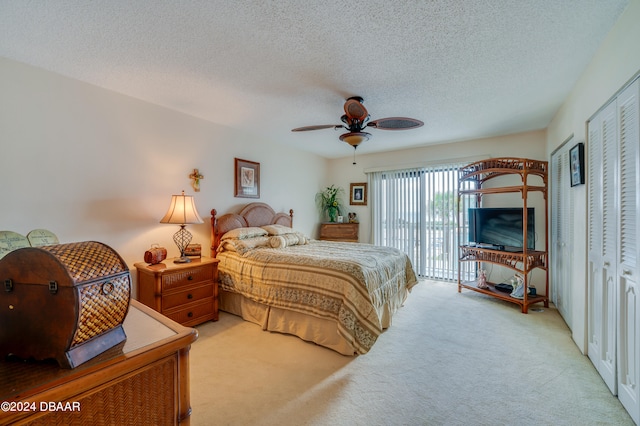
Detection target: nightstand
<box><xmin>319</xmin><ymin>222</ymin><xmax>359</xmax><ymax>242</ymax></box>
<box><xmin>135</xmin><ymin>257</ymin><xmax>219</xmax><ymax>326</ymax></box>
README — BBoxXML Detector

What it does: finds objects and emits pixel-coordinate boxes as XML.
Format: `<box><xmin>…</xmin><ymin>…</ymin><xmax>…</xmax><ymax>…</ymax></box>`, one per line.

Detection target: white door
<box><xmin>550</xmin><ymin>143</ymin><xmax>572</xmax><ymax>326</ymax></box>
<box><xmin>587</xmin><ymin>76</ymin><xmax>640</xmax><ymax>423</ymax></box>
<box><xmin>588</xmin><ymin>112</ymin><xmax>604</xmax><ymax>381</ymax></box>
<box><xmin>588</xmin><ymin>100</ymin><xmax>618</xmax><ymax>394</ymax></box>
<box><xmin>615</xmin><ymin>79</ymin><xmax>640</xmax><ymax>423</ymax></box>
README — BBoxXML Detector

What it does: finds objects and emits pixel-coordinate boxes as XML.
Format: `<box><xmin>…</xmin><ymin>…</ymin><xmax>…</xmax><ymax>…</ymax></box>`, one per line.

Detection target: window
<box><xmin>368</xmin><ymin>162</ymin><xmax>476</xmax><ymax>280</ymax></box>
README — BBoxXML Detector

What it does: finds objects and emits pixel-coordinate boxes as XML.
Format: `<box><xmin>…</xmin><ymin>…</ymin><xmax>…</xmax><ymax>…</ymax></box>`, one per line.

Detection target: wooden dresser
<box><xmin>319</xmin><ymin>222</ymin><xmax>359</xmax><ymax>242</ymax></box>
<box><xmin>136</xmin><ymin>257</ymin><xmax>219</xmax><ymax>326</ymax></box>
<box><xmin>0</xmin><ymin>300</ymin><xmax>197</xmax><ymax>425</ymax></box>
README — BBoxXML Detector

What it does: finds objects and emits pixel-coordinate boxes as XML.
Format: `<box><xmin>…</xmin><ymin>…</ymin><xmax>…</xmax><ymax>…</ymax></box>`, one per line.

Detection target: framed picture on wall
<box><xmin>570</xmin><ymin>143</ymin><xmax>585</xmax><ymax>187</ymax></box>
<box><xmin>235</xmin><ymin>158</ymin><xmax>260</xmax><ymax>198</ymax></box>
<box><xmin>350</xmin><ymin>182</ymin><xmax>367</xmax><ymax>205</ymax></box>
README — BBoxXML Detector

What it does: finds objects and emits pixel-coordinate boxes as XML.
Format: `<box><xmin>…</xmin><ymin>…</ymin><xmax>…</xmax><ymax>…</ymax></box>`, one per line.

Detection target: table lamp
<box><xmin>160</xmin><ymin>190</ymin><xmax>204</xmax><ymax>263</ymax></box>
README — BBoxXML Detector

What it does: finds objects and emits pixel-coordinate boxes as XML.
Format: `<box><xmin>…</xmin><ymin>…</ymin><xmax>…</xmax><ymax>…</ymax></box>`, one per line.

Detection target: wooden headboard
<box><xmin>210</xmin><ymin>202</ymin><xmax>294</xmax><ymax>257</ymax></box>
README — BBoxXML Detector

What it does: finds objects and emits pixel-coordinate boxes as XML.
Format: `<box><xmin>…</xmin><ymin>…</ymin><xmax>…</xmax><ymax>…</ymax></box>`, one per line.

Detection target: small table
<box><xmin>135</xmin><ymin>257</ymin><xmax>219</xmax><ymax>326</ymax></box>
<box><xmin>0</xmin><ymin>300</ymin><xmax>198</xmax><ymax>425</ymax></box>
<box><xmin>319</xmin><ymin>222</ymin><xmax>359</xmax><ymax>242</ymax></box>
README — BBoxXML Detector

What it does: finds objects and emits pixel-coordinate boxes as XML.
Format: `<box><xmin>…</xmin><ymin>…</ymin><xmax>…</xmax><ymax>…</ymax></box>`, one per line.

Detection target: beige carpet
<box><xmin>189</xmin><ymin>280</ymin><xmax>633</xmax><ymax>425</ymax></box>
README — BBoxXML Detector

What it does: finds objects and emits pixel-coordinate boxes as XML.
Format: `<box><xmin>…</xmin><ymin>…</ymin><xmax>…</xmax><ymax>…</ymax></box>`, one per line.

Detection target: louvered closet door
<box><xmin>588</xmin><ymin>111</ymin><xmax>604</xmax><ymax>376</ymax></box>
<box><xmin>616</xmin><ymin>79</ymin><xmax>640</xmax><ymax>423</ymax></box>
<box><xmin>551</xmin><ymin>146</ymin><xmax>572</xmax><ymax>326</ymax></box>
<box><xmin>588</xmin><ymin>100</ymin><xmax>618</xmax><ymax>394</ymax></box>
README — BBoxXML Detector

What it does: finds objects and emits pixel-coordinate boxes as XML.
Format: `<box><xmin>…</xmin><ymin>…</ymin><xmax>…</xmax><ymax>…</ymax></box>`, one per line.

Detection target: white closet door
<box><xmin>616</xmin><ymin>79</ymin><xmax>640</xmax><ymax>423</ymax></box>
<box><xmin>588</xmin><ymin>100</ymin><xmax>618</xmax><ymax>394</ymax></box>
<box><xmin>601</xmin><ymin>100</ymin><xmax>619</xmax><ymax>395</ymax></box>
<box><xmin>588</xmin><ymin>111</ymin><xmax>603</xmax><ymax>371</ymax></box>
<box><xmin>551</xmin><ymin>145</ymin><xmax>572</xmax><ymax>326</ymax></box>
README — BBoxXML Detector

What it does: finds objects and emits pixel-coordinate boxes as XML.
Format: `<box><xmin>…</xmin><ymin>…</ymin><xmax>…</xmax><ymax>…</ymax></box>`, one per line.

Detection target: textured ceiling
<box><xmin>0</xmin><ymin>0</ymin><xmax>630</xmax><ymax>158</ymax></box>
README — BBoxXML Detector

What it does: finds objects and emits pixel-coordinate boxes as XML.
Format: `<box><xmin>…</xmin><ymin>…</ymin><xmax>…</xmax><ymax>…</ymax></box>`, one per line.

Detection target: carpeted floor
<box><xmin>189</xmin><ymin>280</ymin><xmax>633</xmax><ymax>425</ymax></box>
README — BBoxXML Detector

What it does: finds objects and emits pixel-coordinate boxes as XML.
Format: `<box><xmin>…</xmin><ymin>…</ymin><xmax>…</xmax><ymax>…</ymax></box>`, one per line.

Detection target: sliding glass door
<box><xmin>369</xmin><ymin>162</ymin><xmax>476</xmax><ymax>280</ymax></box>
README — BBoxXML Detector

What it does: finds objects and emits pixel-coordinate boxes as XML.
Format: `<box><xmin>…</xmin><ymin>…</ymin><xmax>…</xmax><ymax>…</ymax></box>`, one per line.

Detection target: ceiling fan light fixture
<box><xmin>339</xmin><ymin>131</ymin><xmax>370</xmax><ymax>147</ymax></box>
<box><xmin>292</xmin><ymin>97</ymin><xmax>422</xmax><ymax>153</ymax></box>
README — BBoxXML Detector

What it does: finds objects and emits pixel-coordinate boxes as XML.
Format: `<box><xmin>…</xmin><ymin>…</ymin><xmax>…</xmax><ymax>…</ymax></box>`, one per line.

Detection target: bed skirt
<box><xmin>219</xmin><ymin>288</ymin><xmax>407</xmax><ymax>356</ymax></box>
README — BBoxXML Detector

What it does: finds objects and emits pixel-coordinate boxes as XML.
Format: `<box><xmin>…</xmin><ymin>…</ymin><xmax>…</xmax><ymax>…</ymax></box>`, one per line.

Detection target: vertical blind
<box><xmin>368</xmin><ymin>162</ymin><xmax>476</xmax><ymax>280</ymax></box>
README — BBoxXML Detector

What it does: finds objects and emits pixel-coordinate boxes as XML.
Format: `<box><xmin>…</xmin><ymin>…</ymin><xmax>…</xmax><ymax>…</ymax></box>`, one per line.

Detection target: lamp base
<box><xmin>171</xmin><ymin>225</ymin><xmax>193</xmax><ymax>264</ymax></box>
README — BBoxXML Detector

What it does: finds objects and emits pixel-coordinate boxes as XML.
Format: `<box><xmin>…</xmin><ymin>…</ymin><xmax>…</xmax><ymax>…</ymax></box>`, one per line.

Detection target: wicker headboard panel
<box><xmin>210</xmin><ymin>202</ymin><xmax>294</xmax><ymax>257</ymax></box>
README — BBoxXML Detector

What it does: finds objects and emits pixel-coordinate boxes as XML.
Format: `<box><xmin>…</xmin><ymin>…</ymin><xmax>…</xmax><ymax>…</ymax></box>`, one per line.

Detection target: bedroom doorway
<box><xmin>369</xmin><ymin>161</ymin><xmax>477</xmax><ymax>281</ymax></box>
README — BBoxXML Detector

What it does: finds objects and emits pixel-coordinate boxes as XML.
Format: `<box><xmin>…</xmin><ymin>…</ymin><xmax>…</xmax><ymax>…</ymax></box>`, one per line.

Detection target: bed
<box><xmin>210</xmin><ymin>202</ymin><xmax>418</xmax><ymax>355</ymax></box>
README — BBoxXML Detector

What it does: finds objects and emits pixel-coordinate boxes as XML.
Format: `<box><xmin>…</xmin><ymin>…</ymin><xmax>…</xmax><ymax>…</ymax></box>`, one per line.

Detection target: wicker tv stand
<box><xmin>0</xmin><ymin>300</ymin><xmax>197</xmax><ymax>425</ymax></box>
<box><xmin>456</xmin><ymin>158</ymin><xmax>549</xmax><ymax>313</ymax></box>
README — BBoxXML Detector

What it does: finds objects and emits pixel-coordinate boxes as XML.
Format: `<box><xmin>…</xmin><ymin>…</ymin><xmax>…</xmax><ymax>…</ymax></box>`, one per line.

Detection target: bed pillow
<box><xmin>269</xmin><ymin>232</ymin><xmax>309</xmax><ymax>248</ymax></box>
<box><xmin>221</xmin><ymin>226</ymin><xmax>268</xmax><ymax>241</ymax></box>
<box><xmin>219</xmin><ymin>236</ymin><xmax>270</xmax><ymax>254</ymax></box>
<box><xmin>260</xmin><ymin>224</ymin><xmax>295</xmax><ymax>236</ymax></box>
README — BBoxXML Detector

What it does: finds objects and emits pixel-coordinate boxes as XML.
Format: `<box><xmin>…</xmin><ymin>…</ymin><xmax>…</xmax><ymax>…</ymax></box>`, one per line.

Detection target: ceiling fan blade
<box><xmin>344</xmin><ymin>97</ymin><xmax>369</xmax><ymax>123</ymax></box>
<box><xmin>291</xmin><ymin>124</ymin><xmax>342</xmax><ymax>132</ymax></box>
<box><xmin>368</xmin><ymin>117</ymin><xmax>424</xmax><ymax>130</ymax></box>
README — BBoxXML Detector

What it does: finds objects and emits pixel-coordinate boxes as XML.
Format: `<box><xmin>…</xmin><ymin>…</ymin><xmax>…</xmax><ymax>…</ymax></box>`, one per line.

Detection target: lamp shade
<box><xmin>159</xmin><ymin>191</ymin><xmax>204</xmax><ymax>225</ymax></box>
<box><xmin>339</xmin><ymin>131</ymin><xmax>371</xmax><ymax>147</ymax></box>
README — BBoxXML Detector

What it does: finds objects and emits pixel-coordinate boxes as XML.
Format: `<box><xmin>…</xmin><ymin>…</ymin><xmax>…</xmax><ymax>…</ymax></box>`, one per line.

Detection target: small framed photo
<box><xmin>570</xmin><ymin>143</ymin><xmax>585</xmax><ymax>187</ymax></box>
<box><xmin>350</xmin><ymin>182</ymin><xmax>367</xmax><ymax>206</ymax></box>
<box><xmin>235</xmin><ymin>158</ymin><xmax>260</xmax><ymax>198</ymax></box>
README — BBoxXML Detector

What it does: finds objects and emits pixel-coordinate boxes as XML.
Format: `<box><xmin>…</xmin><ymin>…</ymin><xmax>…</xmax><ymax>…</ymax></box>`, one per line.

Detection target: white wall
<box><xmin>546</xmin><ymin>0</ymin><xmax>640</xmax><ymax>353</ymax></box>
<box><xmin>0</xmin><ymin>57</ymin><xmax>328</xmax><ymax>296</ymax></box>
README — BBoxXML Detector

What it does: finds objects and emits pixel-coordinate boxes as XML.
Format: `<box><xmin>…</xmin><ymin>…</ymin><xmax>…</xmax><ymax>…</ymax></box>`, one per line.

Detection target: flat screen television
<box><xmin>468</xmin><ymin>207</ymin><xmax>535</xmax><ymax>251</ymax></box>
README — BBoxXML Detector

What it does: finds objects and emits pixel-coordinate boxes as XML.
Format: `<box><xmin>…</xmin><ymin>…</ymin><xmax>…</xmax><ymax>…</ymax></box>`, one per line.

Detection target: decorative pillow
<box><xmin>261</xmin><ymin>224</ymin><xmax>295</xmax><ymax>236</ymax></box>
<box><xmin>221</xmin><ymin>227</ymin><xmax>268</xmax><ymax>241</ymax></box>
<box><xmin>269</xmin><ymin>235</ymin><xmax>288</xmax><ymax>249</ymax></box>
<box><xmin>219</xmin><ymin>236</ymin><xmax>270</xmax><ymax>254</ymax></box>
<box><xmin>269</xmin><ymin>232</ymin><xmax>309</xmax><ymax>248</ymax></box>
<box><xmin>295</xmin><ymin>232</ymin><xmax>309</xmax><ymax>245</ymax></box>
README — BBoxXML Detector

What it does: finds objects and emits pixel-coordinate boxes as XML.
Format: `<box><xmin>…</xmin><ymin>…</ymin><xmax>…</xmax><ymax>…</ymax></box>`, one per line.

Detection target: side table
<box><xmin>319</xmin><ymin>222</ymin><xmax>359</xmax><ymax>242</ymax></box>
<box><xmin>136</xmin><ymin>257</ymin><xmax>219</xmax><ymax>326</ymax></box>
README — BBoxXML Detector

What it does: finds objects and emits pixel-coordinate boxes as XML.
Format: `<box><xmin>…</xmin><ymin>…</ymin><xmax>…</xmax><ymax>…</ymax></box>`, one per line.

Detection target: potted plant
<box><xmin>316</xmin><ymin>185</ymin><xmax>345</xmax><ymax>223</ymax></box>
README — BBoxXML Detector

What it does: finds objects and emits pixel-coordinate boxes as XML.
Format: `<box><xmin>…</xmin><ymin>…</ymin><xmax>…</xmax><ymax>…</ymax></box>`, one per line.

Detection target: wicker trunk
<box><xmin>0</xmin><ymin>241</ymin><xmax>131</xmax><ymax>368</ymax></box>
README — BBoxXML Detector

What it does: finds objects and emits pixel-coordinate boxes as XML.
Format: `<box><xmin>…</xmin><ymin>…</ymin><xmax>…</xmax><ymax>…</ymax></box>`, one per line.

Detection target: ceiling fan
<box><xmin>291</xmin><ymin>96</ymin><xmax>424</xmax><ymax>149</ymax></box>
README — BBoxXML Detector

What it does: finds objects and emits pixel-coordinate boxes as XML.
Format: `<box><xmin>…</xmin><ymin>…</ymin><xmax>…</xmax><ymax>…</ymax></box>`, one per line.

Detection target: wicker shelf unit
<box><xmin>457</xmin><ymin>157</ymin><xmax>549</xmax><ymax>313</ymax></box>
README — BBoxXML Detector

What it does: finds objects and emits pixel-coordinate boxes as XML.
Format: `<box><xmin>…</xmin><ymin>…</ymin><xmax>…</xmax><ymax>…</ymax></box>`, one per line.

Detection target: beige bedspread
<box><xmin>217</xmin><ymin>240</ymin><xmax>418</xmax><ymax>354</ymax></box>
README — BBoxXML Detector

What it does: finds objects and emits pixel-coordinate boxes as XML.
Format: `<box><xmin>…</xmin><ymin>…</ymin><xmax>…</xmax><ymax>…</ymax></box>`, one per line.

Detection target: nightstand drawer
<box><xmin>161</xmin><ymin>264</ymin><xmax>214</xmax><ymax>292</ymax></box>
<box><xmin>162</xmin><ymin>283</ymin><xmax>214</xmax><ymax>310</ymax></box>
<box><xmin>135</xmin><ymin>257</ymin><xmax>219</xmax><ymax>326</ymax></box>
<box><xmin>319</xmin><ymin>223</ymin><xmax>359</xmax><ymax>242</ymax></box>
<box><xmin>164</xmin><ymin>298</ymin><xmax>214</xmax><ymax>325</ymax></box>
